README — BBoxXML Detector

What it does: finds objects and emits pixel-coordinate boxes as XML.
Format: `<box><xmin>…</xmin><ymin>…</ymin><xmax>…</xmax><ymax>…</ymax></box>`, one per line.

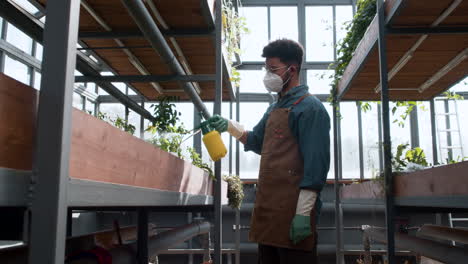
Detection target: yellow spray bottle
<box><xmin>200</xmin><ymin>121</ymin><xmax>227</xmax><ymax>162</ymax></box>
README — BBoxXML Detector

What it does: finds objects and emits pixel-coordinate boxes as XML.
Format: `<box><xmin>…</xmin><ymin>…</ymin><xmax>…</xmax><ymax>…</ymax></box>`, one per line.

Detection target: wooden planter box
<box><xmin>0</xmin><ymin>73</ymin><xmax>213</xmax><ymax>197</ymax></box>
<box><xmin>341</xmin><ymin>161</ymin><xmax>468</xmax><ymax>205</ymax></box>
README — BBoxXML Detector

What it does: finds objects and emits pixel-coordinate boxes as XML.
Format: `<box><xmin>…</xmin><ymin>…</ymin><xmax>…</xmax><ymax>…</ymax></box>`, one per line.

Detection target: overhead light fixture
<box><xmin>418</xmin><ymin>48</ymin><xmax>468</xmax><ymax>93</ymax></box>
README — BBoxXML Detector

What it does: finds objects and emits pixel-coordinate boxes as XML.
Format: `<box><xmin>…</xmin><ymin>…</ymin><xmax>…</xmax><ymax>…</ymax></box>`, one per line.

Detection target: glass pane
<box><xmin>86</xmin><ymin>99</ymin><xmax>95</xmax><ymax>116</ymax></box>
<box><xmin>128</xmin><ymin>110</ymin><xmax>141</xmax><ymax>137</ymax></box>
<box><xmin>35</xmin><ymin>43</ymin><xmax>43</xmax><ymax>61</ymax></box>
<box><xmin>307</xmin><ymin>70</ymin><xmax>334</xmax><ymax>95</ymax></box>
<box><xmin>324</xmin><ymin>104</ymin><xmax>335</xmax><ymax>179</ymax></box>
<box><xmin>239</xmin><ymin>70</ymin><xmax>266</xmax><ymax>93</ymax></box>
<box><xmin>335</xmin><ymin>5</ymin><xmax>353</xmax><ymax>57</ymax></box>
<box><xmin>458</xmin><ymin>100</ymin><xmax>468</xmax><ymax>160</ymax></box>
<box><xmin>270</xmin><ymin>7</ymin><xmax>298</xmax><ymax>41</ymax></box>
<box><xmin>306</xmin><ymin>6</ymin><xmax>334</xmax><ymax>62</ymax></box>
<box><xmin>448</xmin><ymin>76</ymin><xmax>468</xmax><ymax>93</ymax></box>
<box><xmin>340</xmin><ymin>102</ymin><xmax>360</xmax><ymax>179</ymax></box>
<box><xmin>33</xmin><ymin>71</ymin><xmax>41</xmax><ymax>90</ymax></box>
<box><xmin>361</xmin><ymin>102</ymin><xmax>380</xmax><ymax>178</ymax></box>
<box><xmin>240</xmin><ymin>7</ymin><xmax>268</xmax><ymax>61</ymax></box>
<box><xmin>99</xmin><ymin>103</ymin><xmax>125</xmax><ymax>124</ymax></box>
<box><xmin>417</xmin><ymin>102</ymin><xmax>434</xmax><ymax>164</ymax></box>
<box><xmin>4</xmin><ymin>55</ymin><xmax>31</xmax><ymax>85</ymax></box>
<box><xmin>239</xmin><ymin>102</ymin><xmax>270</xmax><ymax>179</ymax></box>
<box><xmin>128</xmin><ymin>87</ymin><xmax>137</xmax><ymax>95</ymax></box>
<box><xmin>6</xmin><ymin>23</ymin><xmax>33</xmax><ymax>55</ymax></box>
<box><xmin>73</xmin><ymin>93</ymin><xmax>83</xmax><ymax>109</ymax></box>
<box><xmin>390</xmin><ymin>102</ymin><xmax>411</xmax><ymax>156</ymax></box>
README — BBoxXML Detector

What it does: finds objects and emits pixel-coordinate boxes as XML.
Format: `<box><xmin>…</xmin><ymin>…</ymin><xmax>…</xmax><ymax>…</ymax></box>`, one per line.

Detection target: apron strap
<box><xmin>288</xmin><ymin>93</ymin><xmax>312</xmax><ymax>111</ymax></box>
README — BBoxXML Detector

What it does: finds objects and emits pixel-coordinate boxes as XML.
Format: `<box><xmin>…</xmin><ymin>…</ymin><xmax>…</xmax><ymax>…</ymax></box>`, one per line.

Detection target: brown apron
<box><xmin>249</xmin><ymin>94</ymin><xmax>316</xmax><ymax>251</ymax></box>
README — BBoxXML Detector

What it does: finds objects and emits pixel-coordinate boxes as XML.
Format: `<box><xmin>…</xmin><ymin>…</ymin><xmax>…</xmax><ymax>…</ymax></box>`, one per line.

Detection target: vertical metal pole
<box><xmin>267</xmin><ymin>6</ymin><xmax>271</xmax><ymax>41</ymax></box>
<box><xmin>357</xmin><ymin>102</ymin><xmax>365</xmax><ymax>180</ymax></box>
<box><xmin>332</xmin><ymin>5</ymin><xmax>337</xmax><ymax>61</ymax></box>
<box><xmin>235</xmin><ymin>84</ymin><xmax>241</xmax><ymax>264</ymax></box>
<box><xmin>377</xmin><ymin>104</ymin><xmax>384</xmax><ymax>171</ymax></box>
<box><xmin>410</xmin><ymin>107</ymin><xmax>419</xmax><ymax>148</ymax></box>
<box><xmin>0</xmin><ymin>21</ymin><xmax>7</xmax><ymax>73</ymax></box>
<box><xmin>66</xmin><ymin>209</ymin><xmax>72</xmax><ymax>237</ymax></box>
<box><xmin>28</xmin><ymin>0</ymin><xmax>81</xmax><ymax>263</ymax></box>
<box><xmin>214</xmin><ymin>0</ymin><xmax>223</xmax><ymax>263</ymax></box>
<box><xmin>444</xmin><ymin>99</ymin><xmax>453</xmax><ymax>161</ymax></box>
<box><xmin>298</xmin><ymin>0</ymin><xmax>307</xmax><ymax>85</ymax></box>
<box><xmin>137</xmin><ymin>209</ymin><xmax>149</xmax><ymax>264</ymax></box>
<box><xmin>188</xmin><ymin>212</ymin><xmax>194</xmax><ymax>264</ymax></box>
<box><xmin>229</xmin><ymin>101</ymin><xmax>233</xmax><ymax>175</ymax></box>
<box><xmin>194</xmin><ymin>108</ymin><xmax>202</xmax><ymax>155</ymax></box>
<box><xmin>333</xmin><ymin>102</ymin><xmax>344</xmax><ymax>264</ymax></box>
<box><xmin>140</xmin><ymin>101</ymin><xmax>145</xmax><ymax>139</ymax></box>
<box><xmin>430</xmin><ymin>99</ymin><xmax>439</xmax><ymax>165</ymax></box>
<box><xmin>377</xmin><ymin>0</ymin><xmax>395</xmax><ymax>263</ymax></box>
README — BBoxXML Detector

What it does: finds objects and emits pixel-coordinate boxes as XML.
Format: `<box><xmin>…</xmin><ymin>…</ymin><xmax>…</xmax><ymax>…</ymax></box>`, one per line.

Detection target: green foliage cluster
<box><xmin>145</xmin><ymin>96</ymin><xmax>215</xmax><ymax>180</ymax></box>
<box><xmin>97</xmin><ymin>112</ymin><xmax>136</xmax><ymax>135</ymax></box>
<box><xmin>148</xmin><ymin>96</ymin><xmax>181</xmax><ymax>132</ymax></box>
<box><xmin>223</xmin><ymin>174</ymin><xmax>244</xmax><ymax>209</ymax></box>
<box><xmin>392</xmin><ymin>143</ymin><xmax>428</xmax><ymax>172</ymax></box>
<box><xmin>443</xmin><ymin>91</ymin><xmax>464</xmax><ymax>100</ymax></box>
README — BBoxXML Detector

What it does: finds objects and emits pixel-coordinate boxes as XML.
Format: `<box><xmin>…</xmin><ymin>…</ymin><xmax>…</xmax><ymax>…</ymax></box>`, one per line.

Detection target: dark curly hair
<box><xmin>262</xmin><ymin>38</ymin><xmax>304</xmax><ymax>72</ymax></box>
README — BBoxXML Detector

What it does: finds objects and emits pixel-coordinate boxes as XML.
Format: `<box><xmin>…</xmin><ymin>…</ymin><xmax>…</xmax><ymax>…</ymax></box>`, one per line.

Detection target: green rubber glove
<box><xmin>208</xmin><ymin>114</ymin><xmax>228</xmax><ymax>133</ymax></box>
<box><xmin>289</xmin><ymin>215</ymin><xmax>312</xmax><ymax>244</ymax></box>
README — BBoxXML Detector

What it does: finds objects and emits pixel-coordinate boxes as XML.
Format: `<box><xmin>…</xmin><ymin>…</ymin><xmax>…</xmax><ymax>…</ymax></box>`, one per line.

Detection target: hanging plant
<box><xmin>222</xmin><ymin>0</ymin><xmax>249</xmax><ymax>90</ymax></box>
<box><xmin>223</xmin><ymin>174</ymin><xmax>244</xmax><ymax>209</ymax></box>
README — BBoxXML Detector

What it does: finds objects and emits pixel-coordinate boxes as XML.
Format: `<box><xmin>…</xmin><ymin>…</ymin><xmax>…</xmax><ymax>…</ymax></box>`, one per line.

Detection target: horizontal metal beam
<box><xmin>76</xmin><ymin>74</ymin><xmax>216</xmax><ymax>83</ymax></box>
<box><xmin>387</xmin><ymin>27</ymin><xmax>468</xmax><ymax>35</ymax></box>
<box><xmin>79</xmin><ymin>29</ymin><xmax>214</xmax><ymax>39</ymax></box>
<box><xmin>0</xmin><ymin>168</ymin><xmax>213</xmax><ymax>207</ymax></box>
<box><xmin>418</xmin><ymin>224</ymin><xmax>468</xmax><ymax>245</ymax></box>
<box><xmin>0</xmin><ymin>38</ymin><xmax>42</xmax><ymax>71</ymax></box>
<box><xmin>238</xmin><ymin>61</ymin><xmax>333</xmax><ymax>70</ymax></box>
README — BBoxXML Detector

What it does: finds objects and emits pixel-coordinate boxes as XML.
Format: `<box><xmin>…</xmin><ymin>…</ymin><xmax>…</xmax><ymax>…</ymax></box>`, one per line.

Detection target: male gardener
<box><xmin>208</xmin><ymin>38</ymin><xmax>330</xmax><ymax>263</ymax></box>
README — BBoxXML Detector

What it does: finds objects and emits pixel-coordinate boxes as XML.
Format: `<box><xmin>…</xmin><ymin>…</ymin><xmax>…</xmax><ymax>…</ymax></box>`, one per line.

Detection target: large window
<box><xmin>306</xmin><ymin>6</ymin><xmax>334</xmax><ymax>62</ymax></box>
<box><xmin>270</xmin><ymin>7</ymin><xmax>298</xmax><ymax>42</ymax></box>
<box><xmin>335</xmin><ymin>5</ymin><xmax>354</xmax><ymax>57</ymax></box>
<box><xmin>239</xmin><ymin>7</ymin><xmax>268</xmax><ymax>61</ymax></box>
<box><xmin>240</xmin><ymin>6</ymin><xmax>298</xmax><ymax>62</ymax></box>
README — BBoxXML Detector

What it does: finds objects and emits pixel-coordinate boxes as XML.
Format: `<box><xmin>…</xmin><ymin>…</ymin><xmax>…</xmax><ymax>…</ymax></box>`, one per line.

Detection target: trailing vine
<box><xmin>328</xmin><ymin>0</ymin><xmax>376</xmax><ymax>107</ymax></box>
<box><xmin>222</xmin><ymin>0</ymin><xmax>249</xmax><ymax>90</ymax></box>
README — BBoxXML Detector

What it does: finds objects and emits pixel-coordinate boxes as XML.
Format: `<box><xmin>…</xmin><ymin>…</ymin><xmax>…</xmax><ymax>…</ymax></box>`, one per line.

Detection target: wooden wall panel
<box><xmin>0</xmin><ymin>74</ymin><xmax>38</xmax><ymax>170</ymax></box>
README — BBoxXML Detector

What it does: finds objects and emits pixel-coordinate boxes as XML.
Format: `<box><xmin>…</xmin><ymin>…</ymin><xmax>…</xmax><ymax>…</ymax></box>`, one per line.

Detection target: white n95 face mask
<box><xmin>263</xmin><ymin>66</ymin><xmax>291</xmax><ymax>93</ymax></box>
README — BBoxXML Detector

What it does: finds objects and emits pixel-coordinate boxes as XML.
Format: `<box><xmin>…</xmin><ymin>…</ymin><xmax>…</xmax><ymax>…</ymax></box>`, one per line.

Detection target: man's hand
<box><xmin>289</xmin><ymin>190</ymin><xmax>317</xmax><ymax>244</ymax></box>
<box><xmin>208</xmin><ymin>115</ymin><xmax>228</xmax><ymax>133</ymax></box>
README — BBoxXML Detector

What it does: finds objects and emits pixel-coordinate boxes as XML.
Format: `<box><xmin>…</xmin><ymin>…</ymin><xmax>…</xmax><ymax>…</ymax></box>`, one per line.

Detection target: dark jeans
<box><xmin>257</xmin><ymin>243</ymin><xmax>317</xmax><ymax>264</ymax></box>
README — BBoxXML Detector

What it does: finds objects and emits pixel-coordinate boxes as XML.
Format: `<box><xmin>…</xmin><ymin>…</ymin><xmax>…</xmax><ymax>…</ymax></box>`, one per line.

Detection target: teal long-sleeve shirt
<box><xmin>245</xmin><ymin>85</ymin><xmax>331</xmax><ymax>192</ymax></box>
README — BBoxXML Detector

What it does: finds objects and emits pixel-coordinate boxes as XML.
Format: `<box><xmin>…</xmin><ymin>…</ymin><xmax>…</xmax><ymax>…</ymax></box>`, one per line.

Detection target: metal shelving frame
<box><xmin>333</xmin><ymin>1</ymin><xmax>468</xmax><ymax>263</ymax></box>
